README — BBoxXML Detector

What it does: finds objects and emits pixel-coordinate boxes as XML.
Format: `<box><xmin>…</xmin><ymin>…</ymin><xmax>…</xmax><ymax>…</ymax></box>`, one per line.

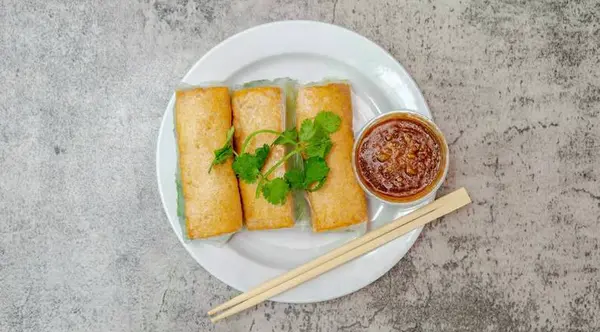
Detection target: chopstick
<box><xmin>209</xmin><ymin>188</ymin><xmax>470</xmax><ymax>322</ymax></box>
<box><xmin>208</xmin><ymin>188</ymin><xmax>462</xmax><ymax>316</ymax></box>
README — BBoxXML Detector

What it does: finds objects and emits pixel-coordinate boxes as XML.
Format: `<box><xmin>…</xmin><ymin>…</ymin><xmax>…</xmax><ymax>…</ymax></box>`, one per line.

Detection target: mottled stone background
<box><xmin>1</xmin><ymin>0</ymin><xmax>599</xmax><ymax>331</ymax></box>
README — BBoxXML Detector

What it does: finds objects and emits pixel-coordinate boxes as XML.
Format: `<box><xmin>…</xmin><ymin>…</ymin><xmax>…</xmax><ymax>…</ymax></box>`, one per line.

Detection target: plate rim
<box><xmin>156</xmin><ymin>20</ymin><xmax>432</xmax><ymax>303</ymax></box>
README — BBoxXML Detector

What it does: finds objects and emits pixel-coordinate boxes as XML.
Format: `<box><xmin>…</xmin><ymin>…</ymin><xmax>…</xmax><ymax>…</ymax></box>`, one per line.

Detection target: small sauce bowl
<box><xmin>352</xmin><ymin>110</ymin><xmax>449</xmax><ymax>207</ymax></box>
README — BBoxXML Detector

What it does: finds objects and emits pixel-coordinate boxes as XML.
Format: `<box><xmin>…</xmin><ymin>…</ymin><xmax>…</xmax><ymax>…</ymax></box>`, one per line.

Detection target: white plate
<box><xmin>156</xmin><ymin>21</ymin><xmax>433</xmax><ymax>303</ymax></box>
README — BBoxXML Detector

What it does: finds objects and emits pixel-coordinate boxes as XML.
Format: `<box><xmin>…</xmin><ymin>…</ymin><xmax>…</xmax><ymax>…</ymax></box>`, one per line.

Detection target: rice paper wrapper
<box><xmin>297</xmin><ymin>79</ymin><xmax>369</xmax><ymax>234</ymax></box>
<box><xmin>174</xmin><ymin>82</ymin><xmax>237</xmax><ymax>246</ymax></box>
<box><xmin>302</xmin><ymin>78</ymin><xmax>350</xmax><ymax>87</ymax></box>
<box><xmin>234</xmin><ymin>78</ymin><xmax>313</xmax><ymax>232</ymax></box>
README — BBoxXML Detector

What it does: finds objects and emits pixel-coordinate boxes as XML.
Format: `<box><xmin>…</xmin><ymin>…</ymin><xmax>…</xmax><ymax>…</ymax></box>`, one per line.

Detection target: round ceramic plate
<box><xmin>156</xmin><ymin>21</ymin><xmax>433</xmax><ymax>303</ymax></box>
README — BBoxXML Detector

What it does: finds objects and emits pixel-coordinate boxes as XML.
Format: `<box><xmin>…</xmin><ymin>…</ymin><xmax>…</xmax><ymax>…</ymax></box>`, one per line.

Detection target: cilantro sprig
<box><xmin>232</xmin><ymin>144</ymin><xmax>269</xmax><ymax>183</ymax></box>
<box><xmin>208</xmin><ymin>126</ymin><xmax>235</xmax><ymax>173</ymax></box>
<box><xmin>209</xmin><ymin>111</ymin><xmax>341</xmax><ymax>205</ymax></box>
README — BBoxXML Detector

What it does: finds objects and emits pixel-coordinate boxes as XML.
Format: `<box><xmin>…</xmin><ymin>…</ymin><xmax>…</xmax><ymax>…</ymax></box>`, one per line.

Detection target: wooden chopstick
<box><xmin>209</xmin><ymin>188</ymin><xmax>470</xmax><ymax>322</ymax></box>
<box><xmin>208</xmin><ymin>189</ymin><xmax>456</xmax><ymax>316</ymax></box>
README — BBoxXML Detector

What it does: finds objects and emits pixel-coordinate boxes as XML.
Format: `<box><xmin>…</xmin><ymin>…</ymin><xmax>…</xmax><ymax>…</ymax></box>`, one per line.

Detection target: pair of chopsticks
<box><xmin>208</xmin><ymin>187</ymin><xmax>471</xmax><ymax>322</ymax></box>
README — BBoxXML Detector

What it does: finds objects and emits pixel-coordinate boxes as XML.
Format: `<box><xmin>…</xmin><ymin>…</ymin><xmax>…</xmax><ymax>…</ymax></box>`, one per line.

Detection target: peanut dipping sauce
<box><xmin>355</xmin><ymin>114</ymin><xmax>446</xmax><ymax>202</ymax></box>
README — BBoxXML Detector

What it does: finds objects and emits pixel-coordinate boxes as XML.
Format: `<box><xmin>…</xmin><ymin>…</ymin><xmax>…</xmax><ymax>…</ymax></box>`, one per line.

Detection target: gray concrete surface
<box><xmin>1</xmin><ymin>0</ymin><xmax>599</xmax><ymax>331</ymax></box>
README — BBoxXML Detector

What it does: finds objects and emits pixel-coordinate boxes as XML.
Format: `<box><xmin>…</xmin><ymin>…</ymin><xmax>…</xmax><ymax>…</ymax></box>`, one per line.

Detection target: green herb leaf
<box><xmin>233</xmin><ymin>153</ymin><xmax>261</xmax><ymax>183</ymax></box>
<box><xmin>254</xmin><ymin>144</ymin><xmax>270</xmax><ymax>169</ymax></box>
<box><xmin>273</xmin><ymin>129</ymin><xmax>298</xmax><ymax>146</ymax></box>
<box><xmin>232</xmin><ymin>144</ymin><xmax>270</xmax><ymax>183</ymax></box>
<box><xmin>209</xmin><ymin>126</ymin><xmax>235</xmax><ymax>173</ymax></box>
<box><xmin>306</xmin><ymin>178</ymin><xmax>327</xmax><ymax>192</ymax></box>
<box><xmin>304</xmin><ymin>157</ymin><xmax>330</xmax><ymax>191</ymax></box>
<box><xmin>224</xmin><ymin>125</ymin><xmax>235</xmax><ymax>142</ymax></box>
<box><xmin>305</xmin><ymin>134</ymin><xmax>332</xmax><ymax>158</ymax></box>
<box><xmin>299</xmin><ymin>119</ymin><xmax>317</xmax><ymax>142</ymax></box>
<box><xmin>211</xmin><ymin>146</ymin><xmax>233</xmax><ymax>166</ymax></box>
<box><xmin>315</xmin><ymin>111</ymin><xmax>341</xmax><ymax>133</ymax></box>
<box><xmin>261</xmin><ymin>177</ymin><xmax>290</xmax><ymax>205</ymax></box>
<box><xmin>284</xmin><ymin>168</ymin><xmax>305</xmax><ymax>190</ymax></box>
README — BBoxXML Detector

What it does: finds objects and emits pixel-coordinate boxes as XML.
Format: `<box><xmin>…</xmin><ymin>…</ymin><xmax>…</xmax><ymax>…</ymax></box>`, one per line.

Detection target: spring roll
<box><xmin>296</xmin><ymin>82</ymin><xmax>368</xmax><ymax>232</ymax></box>
<box><xmin>175</xmin><ymin>86</ymin><xmax>243</xmax><ymax>239</ymax></box>
<box><xmin>232</xmin><ymin>86</ymin><xmax>295</xmax><ymax>230</ymax></box>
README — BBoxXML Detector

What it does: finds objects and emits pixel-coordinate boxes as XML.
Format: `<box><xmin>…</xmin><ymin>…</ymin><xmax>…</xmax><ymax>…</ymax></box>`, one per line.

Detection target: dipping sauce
<box><xmin>355</xmin><ymin>113</ymin><xmax>447</xmax><ymax>203</ymax></box>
